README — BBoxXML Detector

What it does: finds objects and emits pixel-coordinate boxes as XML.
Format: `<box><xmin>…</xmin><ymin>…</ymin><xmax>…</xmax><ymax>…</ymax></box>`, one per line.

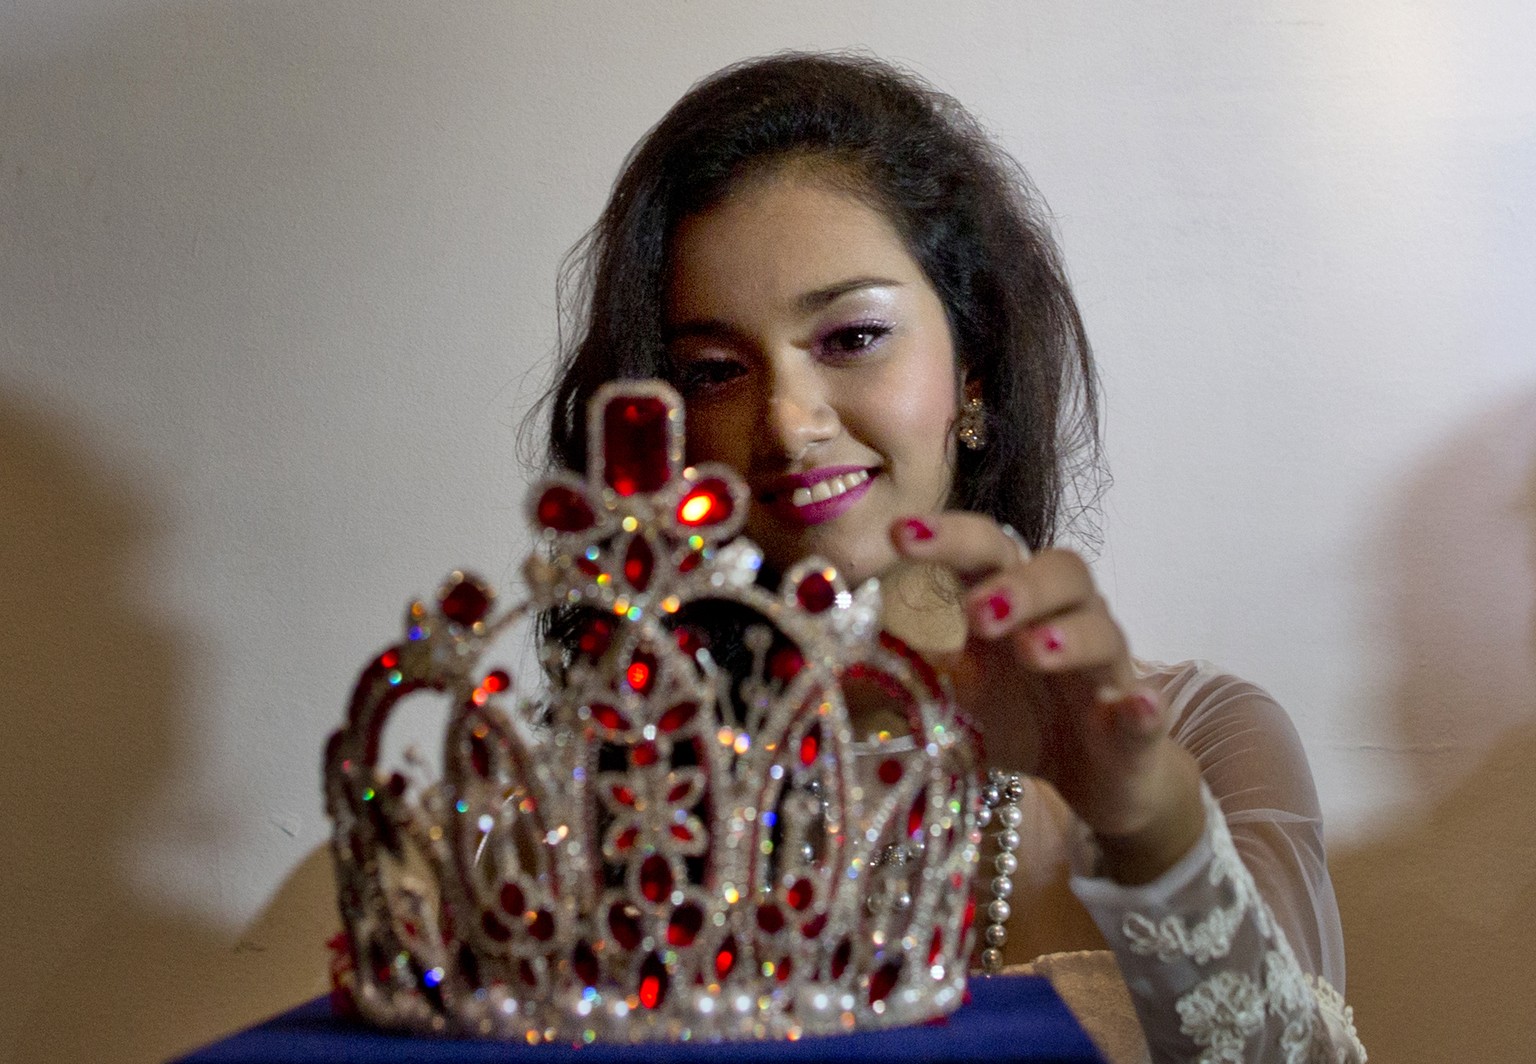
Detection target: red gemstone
<box><xmin>519</xmin><ymin>959</ymin><xmax>538</xmax><ymax>987</ymax></box>
<box><xmin>482</xmin><ymin>913</ymin><xmax>512</xmax><ymax>942</ymax></box>
<box><xmin>801</xmin><ymin>913</ymin><xmax>828</xmax><ymax>939</ymax></box>
<box><xmin>623</xmin><ymin>536</ymin><xmax>655</xmax><ymax>591</ymax></box>
<box><xmin>626</xmin><ymin>653</ymin><xmax>655</xmax><ymax>693</ymax></box>
<box><xmin>469</xmin><ymin>732</ymin><xmax>492</xmax><ymax>777</ymax></box>
<box><xmin>869</xmin><ymin>960</ymin><xmax>901</xmax><ymax>1004</ymax></box>
<box><xmin>768</xmin><ymin>645</ymin><xmax>804</xmax><ymax>683</ymax></box>
<box><xmin>612</xmin><ymin>784</ymin><xmax>637</xmax><ymax>806</ymax></box>
<box><xmin>614</xmin><ymin>826</ymin><xmax>639</xmax><ymax>852</ymax></box>
<box><xmin>908</xmin><ymin>788</ymin><xmax>928</xmax><ymax>838</ymax></box>
<box><xmin>573</xmin><ymin>941</ymin><xmax>600</xmax><ymax>987</ymax></box>
<box><xmin>795</xmin><ymin>571</ymin><xmax>836</xmax><ymax>613</ymax></box>
<box><xmin>536</xmin><ymin>484</ymin><xmax>596</xmax><ymax>533</ymax></box>
<box><xmin>632</xmin><ymin>741</ymin><xmax>658</xmax><ymax>767</ymax></box>
<box><xmin>714</xmin><ymin>936</ymin><xmax>737</xmax><ymax>979</ymax></box>
<box><xmin>378</xmin><ymin>649</ymin><xmax>399</xmax><ymax>669</ymax></box>
<box><xmin>962</xmin><ymin>895</ymin><xmax>976</xmax><ymax>933</ymax></box>
<box><xmin>482</xmin><ymin>669</ymin><xmax>510</xmax><ymax>693</ymax></box>
<box><xmin>592</xmin><ymin>703</ymin><xmax>629</xmax><ymax>731</ymax></box>
<box><xmin>440</xmin><ymin>576</ymin><xmax>491</xmax><ymax>626</ymax></box>
<box><xmin>657</xmin><ymin>702</ymin><xmax>697</xmax><ymax>733</ymax></box>
<box><xmin>499</xmin><ymin>882</ymin><xmax>525</xmax><ymax>915</ymax></box>
<box><xmin>798</xmin><ymin>724</ymin><xmax>820</xmax><ymax>766</ymax></box>
<box><xmin>669</xmin><ymin>824</ymin><xmax>693</xmax><ymax>842</ymax></box>
<box><xmin>529</xmin><ymin>909</ymin><xmax>555</xmax><ymax>941</ymax></box>
<box><xmin>603</xmin><ymin>395</ymin><xmax>671</xmax><ymax>496</ymax></box>
<box><xmin>676</xmin><ymin>478</ymin><xmax>733</xmax><ymax>527</ymax></box>
<box><xmin>577</xmin><ymin>616</ymin><xmax>614</xmax><ymax>658</ymax></box>
<box><xmin>756</xmin><ymin>904</ymin><xmax>785</xmax><ymax>934</ymax></box>
<box><xmin>678</xmin><ymin>550</ymin><xmax>704</xmax><ymax>573</ymax></box>
<box><xmin>785</xmin><ymin>878</ymin><xmax>814</xmax><ymax>911</ymax></box>
<box><xmin>609</xmin><ymin>902</ymin><xmax>643</xmax><ymax>949</ymax></box>
<box><xmin>878</xmin><ymin>758</ymin><xmax>903</xmax><ymax>785</ymax></box>
<box><xmin>830</xmin><ymin>938</ymin><xmax>851</xmax><ymax>979</ymax></box>
<box><xmin>640</xmin><ymin>855</ymin><xmax>674</xmax><ymax>903</ymax></box>
<box><xmin>638</xmin><ymin>954</ymin><xmax>669</xmax><ymax>1009</ymax></box>
<box><xmin>666</xmin><ymin>780</ymin><xmax>690</xmax><ymax>803</ymax></box>
<box><xmin>928</xmin><ymin>927</ymin><xmax>945</xmax><ymax>965</ymax></box>
<box><xmin>667</xmin><ymin>903</ymin><xmax>703</xmax><ymax>947</ymax></box>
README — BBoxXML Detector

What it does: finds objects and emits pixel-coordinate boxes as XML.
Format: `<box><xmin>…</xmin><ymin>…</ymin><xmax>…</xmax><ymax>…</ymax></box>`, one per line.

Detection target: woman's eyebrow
<box><xmin>794</xmin><ymin>277</ymin><xmax>903</xmax><ymax>312</ymax></box>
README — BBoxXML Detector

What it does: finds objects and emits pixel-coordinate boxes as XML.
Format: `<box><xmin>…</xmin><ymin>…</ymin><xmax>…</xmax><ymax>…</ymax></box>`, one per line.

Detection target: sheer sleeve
<box><xmin>1067</xmin><ymin>661</ymin><xmax>1365</xmax><ymax>1063</ymax></box>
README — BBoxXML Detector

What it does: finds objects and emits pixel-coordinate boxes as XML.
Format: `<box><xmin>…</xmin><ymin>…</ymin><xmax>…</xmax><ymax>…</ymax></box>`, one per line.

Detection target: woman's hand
<box><xmin>890</xmin><ymin>513</ymin><xmax>1205</xmax><ymax>885</ymax></box>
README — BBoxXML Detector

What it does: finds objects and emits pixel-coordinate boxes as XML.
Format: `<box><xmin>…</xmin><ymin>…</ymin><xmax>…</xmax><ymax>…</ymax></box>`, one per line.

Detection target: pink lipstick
<box><xmin>758</xmin><ymin>466</ymin><xmax>876</xmax><ymax>526</ymax></box>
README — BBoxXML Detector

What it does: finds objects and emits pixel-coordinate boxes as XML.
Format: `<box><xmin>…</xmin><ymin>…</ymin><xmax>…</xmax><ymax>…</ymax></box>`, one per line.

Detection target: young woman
<box><xmin>543</xmin><ymin>53</ymin><xmax>1365</xmax><ymax>1064</ymax></box>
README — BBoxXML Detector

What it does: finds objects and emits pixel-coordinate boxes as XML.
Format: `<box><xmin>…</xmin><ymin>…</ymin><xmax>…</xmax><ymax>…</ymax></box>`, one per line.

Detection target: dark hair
<box><xmin>541</xmin><ymin>51</ymin><xmax>1102</xmax><ymax>551</ymax></box>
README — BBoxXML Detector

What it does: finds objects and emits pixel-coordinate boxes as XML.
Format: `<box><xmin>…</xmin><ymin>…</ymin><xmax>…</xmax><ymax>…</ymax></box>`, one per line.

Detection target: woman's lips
<box><xmin>759</xmin><ymin>466</ymin><xmax>876</xmax><ymax>526</ymax></box>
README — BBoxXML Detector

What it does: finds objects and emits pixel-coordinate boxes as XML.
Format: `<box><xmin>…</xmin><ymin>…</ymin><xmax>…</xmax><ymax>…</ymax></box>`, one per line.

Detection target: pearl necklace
<box><xmin>976</xmin><ymin>769</ymin><xmax>1024</xmax><ymax>974</ymax></box>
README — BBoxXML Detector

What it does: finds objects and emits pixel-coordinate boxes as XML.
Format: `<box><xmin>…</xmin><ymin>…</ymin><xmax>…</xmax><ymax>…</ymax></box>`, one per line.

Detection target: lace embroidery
<box><xmin>1118</xmin><ymin>787</ymin><xmax>1367</xmax><ymax>1063</ymax></box>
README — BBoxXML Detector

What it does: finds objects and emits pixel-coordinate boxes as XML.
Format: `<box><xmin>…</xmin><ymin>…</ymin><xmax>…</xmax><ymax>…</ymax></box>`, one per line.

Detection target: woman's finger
<box><xmin>891</xmin><ymin>512</ymin><xmax>1033</xmax><ymax>580</ymax></box>
<box><xmin>964</xmin><ymin>548</ymin><xmax>1097</xmax><ymax>632</ymax></box>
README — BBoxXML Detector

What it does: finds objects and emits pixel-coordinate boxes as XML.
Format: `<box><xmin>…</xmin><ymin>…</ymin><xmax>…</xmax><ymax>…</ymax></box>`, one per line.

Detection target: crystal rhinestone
<box><xmin>440</xmin><ymin>575</ymin><xmax>491</xmax><ymax>626</ymax></box>
<box><xmin>640</xmin><ymin>855</ymin><xmax>674</xmax><ymax>904</ymax></box>
<box><xmin>608</xmin><ymin>902</ymin><xmax>643</xmax><ymax>949</ymax></box>
<box><xmin>986</xmin><ymin>899</ymin><xmax>1011</xmax><ymax>924</ymax></box>
<box><xmin>894</xmin><ymin>891</ymin><xmax>912</xmax><ymax>910</ymax></box>
<box><xmin>998</xmin><ymin>804</ymin><xmax>1023</xmax><ymax>828</ymax></box>
<box><xmin>623</xmin><ymin>536</ymin><xmax>655</xmax><ymax>592</ymax></box>
<box><xmin>991</xmin><ymin>875</ymin><xmax>1015</xmax><ymax>898</ymax></box>
<box><xmin>603</xmin><ymin>395</ymin><xmax>670</xmax><ymax>496</ymax></box>
<box><xmin>795</xmin><ymin>570</ymin><xmax>836</xmax><ymax>613</ymax></box>
<box><xmin>535</xmin><ymin>484</ymin><xmax>596</xmax><ymax>533</ymax></box>
<box><xmin>868</xmin><ymin>960</ymin><xmax>901</xmax><ymax>1004</ymax></box>
<box><xmin>994</xmin><ymin>852</ymin><xmax>1018</xmax><ymax>875</ymax></box>
<box><xmin>638</xmin><ymin>954</ymin><xmax>669</xmax><ymax>1009</ymax></box>
<box><xmin>980</xmin><ymin>947</ymin><xmax>1003</xmax><ymax>971</ymax></box>
<box><xmin>984</xmin><ymin>923</ymin><xmax>1008</xmax><ymax>947</ymax></box>
<box><xmin>676</xmin><ymin>478</ymin><xmax>733</xmax><ymax>527</ymax></box>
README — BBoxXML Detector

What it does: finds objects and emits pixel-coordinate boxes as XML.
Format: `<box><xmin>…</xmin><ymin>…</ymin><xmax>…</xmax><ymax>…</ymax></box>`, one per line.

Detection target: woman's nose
<box><xmin>761</xmin><ymin>365</ymin><xmax>837</xmax><ymax>464</ymax></box>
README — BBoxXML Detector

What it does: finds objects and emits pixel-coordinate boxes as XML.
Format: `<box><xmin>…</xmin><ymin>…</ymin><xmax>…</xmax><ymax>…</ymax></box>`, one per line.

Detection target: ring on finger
<box><xmin>998</xmin><ymin>523</ymin><xmax>1033</xmax><ymax>565</ymax></box>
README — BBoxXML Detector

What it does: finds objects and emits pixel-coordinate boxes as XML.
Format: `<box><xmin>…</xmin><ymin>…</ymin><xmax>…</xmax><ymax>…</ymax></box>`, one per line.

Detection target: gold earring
<box><xmin>957</xmin><ymin>395</ymin><xmax>987</xmax><ymax>450</ymax></box>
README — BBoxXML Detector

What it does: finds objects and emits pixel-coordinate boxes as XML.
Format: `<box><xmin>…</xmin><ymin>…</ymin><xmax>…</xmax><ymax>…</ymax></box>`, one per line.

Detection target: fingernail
<box><xmin>982</xmin><ymin>592</ymin><xmax>1011</xmax><ymax>623</ymax></box>
<box><xmin>901</xmin><ymin>518</ymin><xmax>935</xmax><ymax>542</ymax></box>
<box><xmin>1032</xmin><ymin>625</ymin><xmax>1065</xmax><ymax>654</ymax></box>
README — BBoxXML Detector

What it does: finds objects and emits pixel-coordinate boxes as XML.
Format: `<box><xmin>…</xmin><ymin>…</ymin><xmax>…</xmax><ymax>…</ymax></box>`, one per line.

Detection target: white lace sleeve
<box><xmin>1070</xmin><ymin>781</ymin><xmax>1364</xmax><ymax>1064</ymax></box>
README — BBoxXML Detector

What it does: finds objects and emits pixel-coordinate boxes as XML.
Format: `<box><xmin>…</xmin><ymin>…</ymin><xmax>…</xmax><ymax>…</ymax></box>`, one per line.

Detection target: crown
<box><xmin>324</xmin><ymin>380</ymin><xmax>984</xmax><ymax>1042</ymax></box>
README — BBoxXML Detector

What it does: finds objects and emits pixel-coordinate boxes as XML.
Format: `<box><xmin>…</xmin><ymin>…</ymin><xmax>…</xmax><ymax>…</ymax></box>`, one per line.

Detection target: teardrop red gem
<box><xmin>536</xmin><ymin>484</ymin><xmax>596</xmax><ymax>533</ymax></box>
<box><xmin>667</xmin><ymin>903</ymin><xmax>703</xmax><ymax>947</ymax></box>
<box><xmin>592</xmin><ymin>703</ymin><xmax>629</xmax><ymax>731</ymax></box>
<box><xmin>638</xmin><ymin>954</ymin><xmax>669</xmax><ymax>1008</ymax></box>
<box><xmin>869</xmin><ymin>960</ymin><xmax>901</xmax><ymax>1004</ymax></box>
<box><xmin>786</xmin><ymin>878</ymin><xmax>813</xmax><ymax>911</ymax></box>
<box><xmin>528</xmin><ymin>909</ymin><xmax>555</xmax><ymax>941</ymax></box>
<box><xmin>830</xmin><ymin>938</ymin><xmax>851</xmax><ymax>978</ymax></box>
<box><xmin>768</xmin><ymin>645</ymin><xmax>804</xmax><ymax>682</ymax></box>
<box><xmin>799</xmin><ymin>724</ymin><xmax>820</xmax><ymax>766</ymax></box>
<box><xmin>657</xmin><ymin>701</ymin><xmax>697</xmax><ymax>733</ymax></box>
<box><xmin>640</xmin><ymin>855</ymin><xmax>674</xmax><ymax>903</ymax></box>
<box><xmin>499</xmin><ymin>882</ymin><xmax>525</xmax><ymax>915</ymax></box>
<box><xmin>795</xmin><ymin>571</ymin><xmax>836</xmax><ymax>613</ymax></box>
<box><xmin>573</xmin><ymin>941</ymin><xmax>600</xmax><ymax>987</ymax></box>
<box><xmin>440</xmin><ymin>577</ymin><xmax>491</xmax><ymax>626</ymax></box>
<box><xmin>908</xmin><ymin>788</ymin><xmax>928</xmax><ymax>838</ymax></box>
<box><xmin>482</xmin><ymin>912</ymin><xmax>512</xmax><ymax>942</ymax></box>
<box><xmin>604</xmin><ymin>395</ymin><xmax>671</xmax><ymax>497</ymax></box>
<box><xmin>624</xmin><ymin>536</ymin><xmax>654</xmax><ymax>591</ymax></box>
<box><xmin>756</xmin><ymin>904</ymin><xmax>785</xmax><ymax>934</ymax></box>
<box><xmin>928</xmin><ymin>927</ymin><xmax>945</xmax><ymax>965</ymax></box>
<box><xmin>714</xmin><ymin>936</ymin><xmax>737</xmax><ymax>979</ymax></box>
<box><xmin>676</xmin><ymin>478</ymin><xmax>733</xmax><ymax>526</ymax></box>
<box><xmin>878</xmin><ymin>758</ymin><xmax>904</xmax><ymax>785</ymax></box>
<box><xmin>609</xmin><ymin>902</ymin><xmax>643</xmax><ymax>949</ymax></box>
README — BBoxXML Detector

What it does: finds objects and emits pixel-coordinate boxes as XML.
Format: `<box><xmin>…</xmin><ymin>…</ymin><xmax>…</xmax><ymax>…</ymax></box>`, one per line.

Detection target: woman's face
<box><xmin>664</xmin><ymin>170</ymin><xmax>964</xmax><ymax>587</ymax></box>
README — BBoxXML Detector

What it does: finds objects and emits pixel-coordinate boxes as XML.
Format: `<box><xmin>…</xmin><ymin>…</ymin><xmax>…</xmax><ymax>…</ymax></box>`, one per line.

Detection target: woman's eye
<box><xmin>672</xmin><ymin>359</ymin><xmax>745</xmax><ymax>392</ymax></box>
<box><xmin>821</xmin><ymin>323</ymin><xmax>891</xmax><ymax>357</ymax></box>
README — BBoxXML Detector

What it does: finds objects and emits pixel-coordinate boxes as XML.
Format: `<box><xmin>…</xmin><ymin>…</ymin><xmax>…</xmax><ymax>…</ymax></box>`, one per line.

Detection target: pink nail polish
<box><xmin>983</xmin><ymin>592</ymin><xmax>1011</xmax><ymax>623</ymax></box>
<box><xmin>1033</xmin><ymin>626</ymin><xmax>1064</xmax><ymax>654</ymax></box>
<box><xmin>902</xmin><ymin>518</ymin><xmax>935</xmax><ymax>542</ymax></box>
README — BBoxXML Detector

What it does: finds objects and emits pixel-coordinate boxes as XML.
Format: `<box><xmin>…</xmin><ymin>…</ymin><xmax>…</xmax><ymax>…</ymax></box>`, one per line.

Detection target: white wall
<box><xmin>3</xmin><ymin>2</ymin><xmax>1532</xmax><ymax>1061</ymax></box>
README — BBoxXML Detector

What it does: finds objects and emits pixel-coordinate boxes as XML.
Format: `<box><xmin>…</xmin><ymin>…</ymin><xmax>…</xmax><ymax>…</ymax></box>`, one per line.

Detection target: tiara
<box><xmin>323</xmin><ymin>380</ymin><xmax>984</xmax><ymax>1042</ymax></box>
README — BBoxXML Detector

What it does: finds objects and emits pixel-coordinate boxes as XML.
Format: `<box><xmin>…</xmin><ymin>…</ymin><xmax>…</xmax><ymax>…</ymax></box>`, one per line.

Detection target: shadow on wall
<box><xmin>0</xmin><ymin>393</ymin><xmax>336</xmax><ymax>1064</ymax></box>
<box><xmin>1333</xmin><ymin>390</ymin><xmax>1536</xmax><ymax>1064</ymax></box>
